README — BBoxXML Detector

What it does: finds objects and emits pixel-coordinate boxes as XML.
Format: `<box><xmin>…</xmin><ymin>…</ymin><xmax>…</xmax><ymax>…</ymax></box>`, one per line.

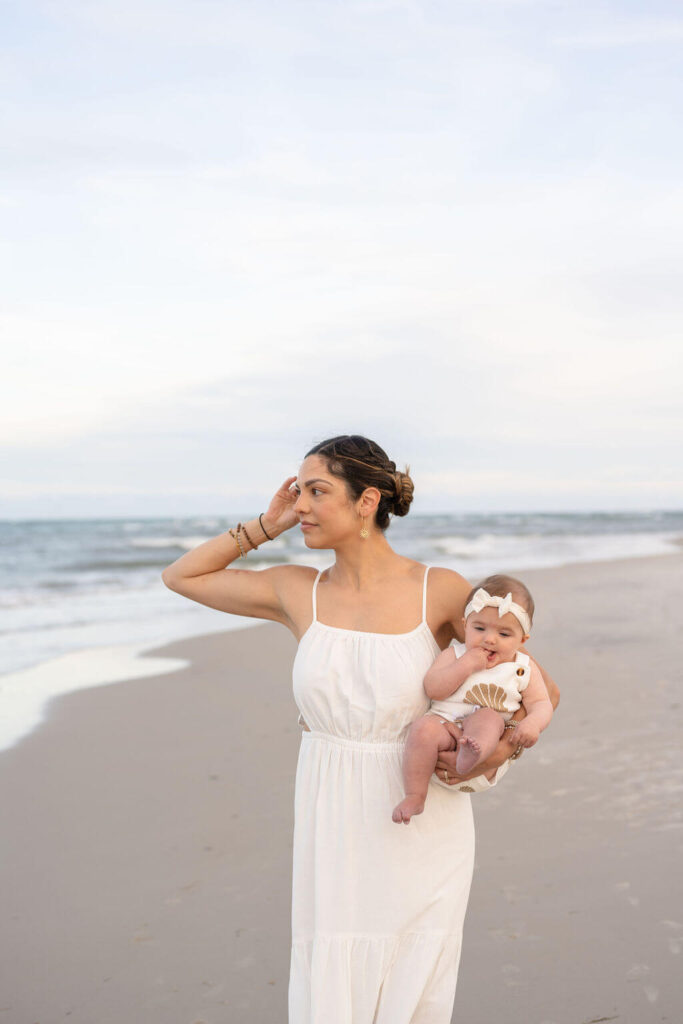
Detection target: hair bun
<box><xmin>392</xmin><ymin>468</ymin><xmax>414</xmax><ymax>517</ymax></box>
<box><xmin>305</xmin><ymin>435</ymin><xmax>415</xmax><ymax>531</ymax></box>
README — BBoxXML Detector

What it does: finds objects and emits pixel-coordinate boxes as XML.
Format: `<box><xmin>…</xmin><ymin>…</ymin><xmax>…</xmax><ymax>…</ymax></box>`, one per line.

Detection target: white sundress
<box><xmin>289</xmin><ymin>567</ymin><xmax>476</xmax><ymax>1024</ymax></box>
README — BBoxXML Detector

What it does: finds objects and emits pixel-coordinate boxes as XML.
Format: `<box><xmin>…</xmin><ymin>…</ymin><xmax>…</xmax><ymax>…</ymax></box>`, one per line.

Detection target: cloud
<box><xmin>2</xmin><ymin>0</ymin><xmax>682</xmax><ymax>513</ymax></box>
<box><xmin>555</xmin><ymin>17</ymin><xmax>683</xmax><ymax>49</ymax></box>
<box><xmin>4</xmin><ymin>326</ymin><xmax>681</xmax><ymax>515</ymax></box>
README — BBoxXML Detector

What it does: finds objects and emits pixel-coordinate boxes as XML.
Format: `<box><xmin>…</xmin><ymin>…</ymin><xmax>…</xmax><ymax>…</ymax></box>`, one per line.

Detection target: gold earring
<box><xmin>360</xmin><ymin>516</ymin><xmax>369</xmax><ymax>539</ymax></box>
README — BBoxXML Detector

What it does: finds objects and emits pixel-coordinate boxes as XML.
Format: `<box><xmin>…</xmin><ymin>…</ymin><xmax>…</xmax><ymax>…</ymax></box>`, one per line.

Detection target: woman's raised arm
<box><xmin>161</xmin><ymin>476</ymin><xmax>308</xmax><ymax>628</ymax></box>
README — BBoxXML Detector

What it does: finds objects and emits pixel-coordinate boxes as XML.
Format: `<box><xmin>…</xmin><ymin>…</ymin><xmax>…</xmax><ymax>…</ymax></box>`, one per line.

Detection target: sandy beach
<box><xmin>1</xmin><ymin>554</ymin><xmax>681</xmax><ymax>1024</ymax></box>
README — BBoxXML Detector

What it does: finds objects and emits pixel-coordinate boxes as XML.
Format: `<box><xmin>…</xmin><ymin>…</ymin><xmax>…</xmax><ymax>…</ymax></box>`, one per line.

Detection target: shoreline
<box><xmin>1</xmin><ymin>550</ymin><xmax>677</xmax><ymax>756</ymax></box>
<box><xmin>1</xmin><ymin>552</ymin><xmax>681</xmax><ymax>1022</ymax></box>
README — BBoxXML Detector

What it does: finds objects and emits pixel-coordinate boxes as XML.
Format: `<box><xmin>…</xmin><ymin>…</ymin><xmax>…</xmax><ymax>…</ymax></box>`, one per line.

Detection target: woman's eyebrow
<box><xmin>302</xmin><ymin>478</ymin><xmax>330</xmax><ymax>487</ymax></box>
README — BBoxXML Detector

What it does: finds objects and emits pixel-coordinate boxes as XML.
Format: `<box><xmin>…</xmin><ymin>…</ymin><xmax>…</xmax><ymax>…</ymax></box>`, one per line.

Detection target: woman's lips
<box><xmin>300</xmin><ymin>522</ymin><xmax>316</xmax><ymax>531</ymax></box>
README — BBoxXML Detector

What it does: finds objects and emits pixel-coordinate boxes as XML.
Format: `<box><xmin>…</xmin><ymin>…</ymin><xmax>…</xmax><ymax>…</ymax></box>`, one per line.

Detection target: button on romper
<box><xmin>289</xmin><ymin>567</ymin><xmax>475</xmax><ymax>1024</ymax></box>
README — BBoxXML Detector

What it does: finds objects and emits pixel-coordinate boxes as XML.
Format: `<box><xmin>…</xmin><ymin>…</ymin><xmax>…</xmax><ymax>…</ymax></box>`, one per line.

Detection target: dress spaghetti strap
<box><xmin>311</xmin><ymin>569</ymin><xmax>323</xmax><ymax>622</ymax></box>
<box><xmin>421</xmin><ymin>565</ymin><xmax>431</xmax><ymax>623</ymax></box>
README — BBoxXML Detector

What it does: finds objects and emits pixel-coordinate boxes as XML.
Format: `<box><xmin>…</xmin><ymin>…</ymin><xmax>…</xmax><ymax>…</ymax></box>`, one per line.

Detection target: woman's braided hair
<box><xmin>305</xmin><ymin>435</ymin><xmax>414</xmax><ymax>531</ymax></box>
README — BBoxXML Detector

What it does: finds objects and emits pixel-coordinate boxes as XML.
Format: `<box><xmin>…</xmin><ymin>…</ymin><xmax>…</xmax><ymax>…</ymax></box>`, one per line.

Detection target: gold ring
<box><xmin>443</xmin><ymin>770</ymin><xmax>449</xmax><ymax>782</ymax></box>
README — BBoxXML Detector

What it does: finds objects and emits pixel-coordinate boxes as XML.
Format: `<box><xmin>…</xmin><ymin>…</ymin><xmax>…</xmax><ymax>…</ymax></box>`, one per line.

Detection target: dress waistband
<box><xmin>303</xmin><ymin>730</ymin><xmax>406</xmax><ymax>752</ymax></box>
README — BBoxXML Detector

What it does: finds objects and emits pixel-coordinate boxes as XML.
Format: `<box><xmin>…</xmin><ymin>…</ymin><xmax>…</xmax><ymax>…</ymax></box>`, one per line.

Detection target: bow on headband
<box><xmin>464</xmin><ymin>588</ymin><xmax>531</xmax><ymax>635</ymax></box>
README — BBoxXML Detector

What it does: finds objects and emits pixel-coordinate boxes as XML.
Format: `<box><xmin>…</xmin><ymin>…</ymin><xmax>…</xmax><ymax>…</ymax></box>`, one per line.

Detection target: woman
<box><xmin>162</xmin><ymin>435</ymin><xmax>559</xmax><ymax>1024</ymax></box>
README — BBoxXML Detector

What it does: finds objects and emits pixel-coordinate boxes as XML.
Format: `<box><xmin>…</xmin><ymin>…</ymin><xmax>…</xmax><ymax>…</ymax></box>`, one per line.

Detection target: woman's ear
<box><xmin>358</xmin><ymin>487</ymin><xmax>381</xmax><ymax>518</ymax></box>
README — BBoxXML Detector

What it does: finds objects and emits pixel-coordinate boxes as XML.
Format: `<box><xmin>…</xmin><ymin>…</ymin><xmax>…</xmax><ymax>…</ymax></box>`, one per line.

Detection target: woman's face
<box><xmin>292</xmin><ymin>455</ymin><xmax>360</xmax><ymax>548</ymax></box>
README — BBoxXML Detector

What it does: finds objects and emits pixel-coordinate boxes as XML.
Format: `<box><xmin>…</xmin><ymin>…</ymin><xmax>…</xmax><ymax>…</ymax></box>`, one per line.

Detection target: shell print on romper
<box><xmin>463</xmin><ymin>682</ymin><xmax>509</xmax><ymax>712</ymax></box>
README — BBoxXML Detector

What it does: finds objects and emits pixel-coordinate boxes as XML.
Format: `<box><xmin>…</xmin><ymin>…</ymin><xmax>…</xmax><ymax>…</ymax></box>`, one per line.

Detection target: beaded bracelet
<box><xmin>240</xmin><ymin>522</ymin><xmax>257</xmax><ymax>551</ymax></box>
<box><xmin>228</xmin><ymin>527</ymin><xmax>246</xmax><ymax>558</ymax></box>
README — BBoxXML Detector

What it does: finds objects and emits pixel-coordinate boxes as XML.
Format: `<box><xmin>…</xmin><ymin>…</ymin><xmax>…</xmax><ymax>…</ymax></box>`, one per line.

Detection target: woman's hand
<box><xmin>434</xmin><ymin>721</ymin><xmax>466</xmax><ymax>784</ymax></box>
<box><xmin>434</xmin><ymin>722</ymin><xmax>468</xmax><ymax>785</ymax></box>
<box><xmin>161</xmin><ymin>474</ymin><xmax>308</xmax><ymax>625</ymax></box>
<box><xmin>262</xmin><ymin>476</ymin><xmax>300</xmax><ymax>536</ymax></box>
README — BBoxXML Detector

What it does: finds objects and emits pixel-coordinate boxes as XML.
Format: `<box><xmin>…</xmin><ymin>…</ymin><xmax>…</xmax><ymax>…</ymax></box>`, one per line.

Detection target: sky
<box><xmin>2</xmin><ymin>0</ymin><xmax>682</xmax><ymax>516</ymax></box>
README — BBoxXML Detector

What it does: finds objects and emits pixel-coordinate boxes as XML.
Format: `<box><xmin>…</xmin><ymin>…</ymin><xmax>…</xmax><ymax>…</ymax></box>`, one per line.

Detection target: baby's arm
<box><xmin>521</xmin><ymin>649</ymin><xmax>560</xmax><ymax>708</ymax></box>
<box><xmin>508</xmin><ymin>663</ymin><xmax>554</xmax><ymax>748</ymax></box>
<box><xmin>424</xmin><ymin>645</ymin><xmax>488</xmax><ymax>700</ymax></box>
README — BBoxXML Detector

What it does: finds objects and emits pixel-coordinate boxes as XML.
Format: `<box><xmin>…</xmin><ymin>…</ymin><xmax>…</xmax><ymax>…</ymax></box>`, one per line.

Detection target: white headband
<box><xmin>464</xmin><ymin>588</ymin><xmax>531</xmax><ymax>635</ymax></box>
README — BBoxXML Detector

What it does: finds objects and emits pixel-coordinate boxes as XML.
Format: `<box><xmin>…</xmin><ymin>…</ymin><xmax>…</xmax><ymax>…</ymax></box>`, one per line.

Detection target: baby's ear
<box><xmin>522</xmin><ymin>633</ymin><xmax>530</xmax><ymax>644</ymax></box>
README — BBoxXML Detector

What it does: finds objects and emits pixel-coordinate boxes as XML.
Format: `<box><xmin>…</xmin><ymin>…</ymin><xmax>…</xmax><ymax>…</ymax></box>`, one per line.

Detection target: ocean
<box><xmin>3</xmin><ymin>511</ymin><xmax>681</xmax><ymax>678</ymax></box>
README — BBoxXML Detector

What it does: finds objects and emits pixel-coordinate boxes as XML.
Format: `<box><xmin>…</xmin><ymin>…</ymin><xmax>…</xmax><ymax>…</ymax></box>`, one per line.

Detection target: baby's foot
<box><xmin>455</xmin><ymin>735</ymin><xmax>483</xmax><ymax>776</ymax></box>
<box><xmin>392</xmin><ymin>795</ymin><xmax>425</xmax><ymax>824</ymax></box>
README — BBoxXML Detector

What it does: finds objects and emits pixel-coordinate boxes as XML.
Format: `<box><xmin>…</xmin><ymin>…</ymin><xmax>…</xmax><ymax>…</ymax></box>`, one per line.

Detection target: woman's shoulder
<box><xmin>427</xmin><ymin>565</ymin><xmax>471</xmax><ymax>598</ymax></box>
<box><xmin>425</xmin><ymin>566</ymin><xmax>472</xmax><ymax>646</ymax></box>
<box><xmin>264</xmin><ymin>564</ymin><xmax>324</xmax><ymax>632</ymax></box>
<box><xmin>395</xmin><ymin>562</ymin><xmax>471</xmax><ymax>606</ymax></box>
<box><xmin>265</xmin><ymin>563</ymin><xmax>321</xmax><ymax>587</ymax></box>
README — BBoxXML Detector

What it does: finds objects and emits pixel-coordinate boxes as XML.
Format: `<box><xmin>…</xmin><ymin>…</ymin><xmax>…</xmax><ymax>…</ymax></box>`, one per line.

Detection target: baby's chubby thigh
<box><xmin>406</xmin><ymin>712</ymin><xmax>457</xmax><ymax>754</ymax></box>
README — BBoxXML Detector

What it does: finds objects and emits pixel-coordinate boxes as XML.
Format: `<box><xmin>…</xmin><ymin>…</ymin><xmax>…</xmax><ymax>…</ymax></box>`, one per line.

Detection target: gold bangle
<box><xmin>229</xmin><ymin>528</ymin><xmax>246</xmax><ymax>558</ymax></box>
<box><xmin>236</xmin><ymin>523</ymin><xmax>249</xmax><ymax>557</ymax></box>
<box><xmin>241</xmin><ymin>523</ymin><xmax>257</xmax><ymax>551</ymax></box>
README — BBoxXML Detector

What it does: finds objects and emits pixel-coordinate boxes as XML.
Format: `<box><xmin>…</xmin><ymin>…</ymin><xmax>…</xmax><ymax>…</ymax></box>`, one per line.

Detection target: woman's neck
<box><xmin>328</xmin><ymin>532</ymin><xmax>402</xmax><ymax>590</ymax></box>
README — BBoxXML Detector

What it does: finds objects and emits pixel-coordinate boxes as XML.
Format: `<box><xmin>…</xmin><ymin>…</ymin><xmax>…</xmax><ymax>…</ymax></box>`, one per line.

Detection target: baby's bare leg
<box><xmin>455</xmin><ymin>708</ymin><xmax>506</xmax><ymax>775</ymax></box>
<box><xmin>392</xmin><ymin>715</ymin><xmax>455</xmax><ymax>824</ymax></box>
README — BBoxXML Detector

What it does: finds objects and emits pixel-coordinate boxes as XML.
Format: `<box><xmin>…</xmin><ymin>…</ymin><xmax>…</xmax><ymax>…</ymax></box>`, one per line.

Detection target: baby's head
<box><xmin>463</xmin><ymin>574</ymin><xmax>534</xmax><ymax>667</ymax></box>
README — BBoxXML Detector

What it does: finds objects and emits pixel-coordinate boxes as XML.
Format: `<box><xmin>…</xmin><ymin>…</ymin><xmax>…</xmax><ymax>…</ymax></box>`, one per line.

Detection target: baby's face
<box><xmin>463</xmin><ymin>606</ymin><xmax>528</xmax><ymax>668</ymax></box>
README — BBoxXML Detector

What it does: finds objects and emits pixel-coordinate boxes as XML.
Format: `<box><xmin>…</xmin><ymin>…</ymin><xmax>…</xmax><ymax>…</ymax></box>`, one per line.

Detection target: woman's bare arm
<box><xmin>426</xmin><ymin>568</ymin><xmax>473</xmax><ymax>648</ymax></box>
<box><xmin>161</xmin><ymin>477</ymin><xmax>306</xmax><ymax>628</ymax></box>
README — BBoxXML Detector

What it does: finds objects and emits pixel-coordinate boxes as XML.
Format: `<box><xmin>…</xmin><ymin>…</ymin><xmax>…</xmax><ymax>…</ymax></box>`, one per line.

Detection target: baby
<box><xmin>392</xmin><ymin>574</ymin><xmax>553</xmax><ymax>824</ymax></box>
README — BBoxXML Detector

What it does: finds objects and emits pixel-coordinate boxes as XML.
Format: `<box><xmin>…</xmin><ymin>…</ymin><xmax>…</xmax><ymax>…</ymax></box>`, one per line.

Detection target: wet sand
<box><xmin>1</xmin><ymin>555</ymin><xmax>681</xmax><ymax>1023</ymax></box>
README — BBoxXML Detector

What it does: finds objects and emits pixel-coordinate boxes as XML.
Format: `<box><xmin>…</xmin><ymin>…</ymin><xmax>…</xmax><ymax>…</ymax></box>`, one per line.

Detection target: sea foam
<box><xmin>0</xmin><ymin>644</ymin><xmax>189</xmax><ymax>753</ymax></box>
